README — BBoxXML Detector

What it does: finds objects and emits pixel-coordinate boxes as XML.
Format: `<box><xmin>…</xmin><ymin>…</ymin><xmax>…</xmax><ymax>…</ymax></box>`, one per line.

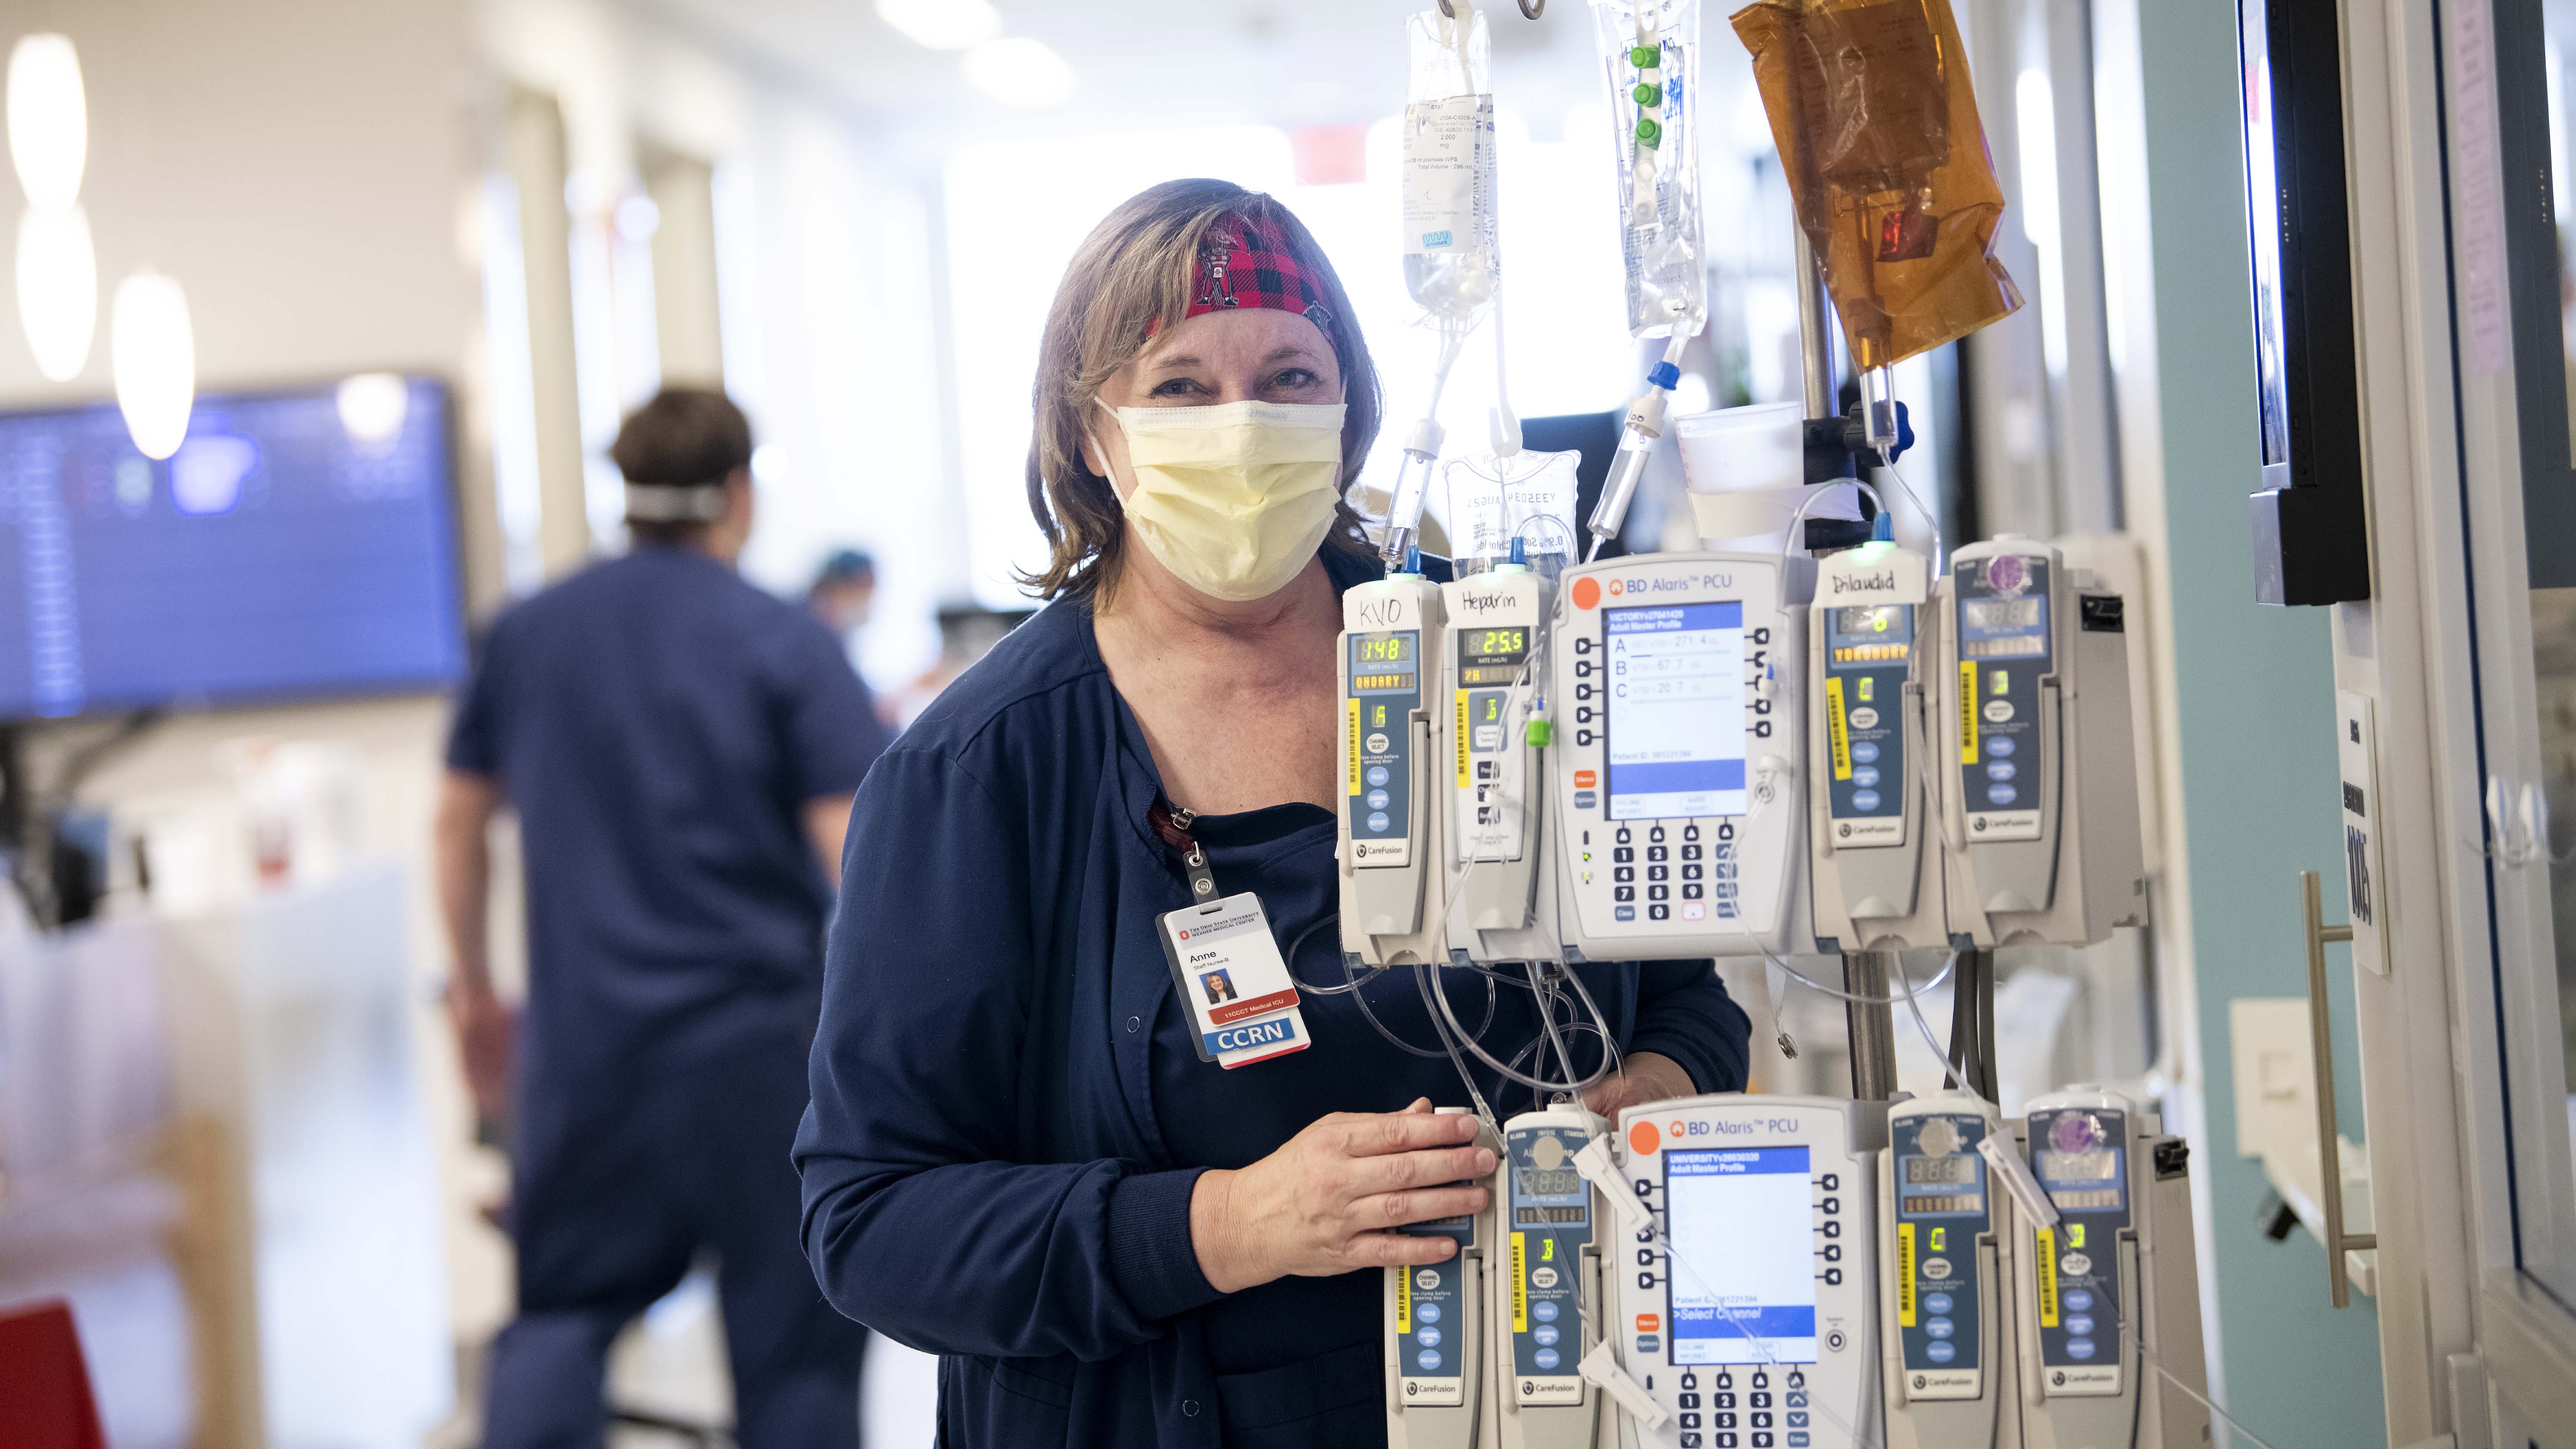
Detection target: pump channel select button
<box><xmin>1849</xmin><ymin>707</ymin><xmax>1880</xmax><ymax>730</ymax></box>
<box><xmin>1366</xmin><ymin>731</ymin><xmax>1391</xmax><ymax>754</ymax></box>
<box><xmin>1982</xmin><ymin>700</ymin><xmax>2015</xmax><ymax>723</ymax></box>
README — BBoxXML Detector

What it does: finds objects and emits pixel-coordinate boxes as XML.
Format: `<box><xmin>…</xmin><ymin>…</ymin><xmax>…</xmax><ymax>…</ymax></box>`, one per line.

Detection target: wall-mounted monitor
<box><xmin>0</xmin><ymin>375</ymin><xmax>467</xmax><ymax>719</ymax></box>
<box><xmin>2239</xmin><ymin>0</ymin><xmax>2371</xmax><ymax>604</ymax></box>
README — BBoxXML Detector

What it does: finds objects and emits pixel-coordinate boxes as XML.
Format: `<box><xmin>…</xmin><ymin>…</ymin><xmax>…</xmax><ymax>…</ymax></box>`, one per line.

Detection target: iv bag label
<box><xmin>1402</xmin><ymin>95</ymin><xmax>1494</xmax><ymax>256</ymax></box>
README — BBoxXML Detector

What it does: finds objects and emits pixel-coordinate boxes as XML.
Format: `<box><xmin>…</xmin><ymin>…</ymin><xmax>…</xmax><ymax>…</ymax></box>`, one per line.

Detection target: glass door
<box><xmin>2453</xmin><ymin>0</ymin><xmax>2576</xmax><ymax>1329</ymax></box>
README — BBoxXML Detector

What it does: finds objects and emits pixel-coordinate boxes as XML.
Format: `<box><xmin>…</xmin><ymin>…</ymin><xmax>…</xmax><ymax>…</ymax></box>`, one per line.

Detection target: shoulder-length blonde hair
<box><xmin>1022</xmin><ymin>179</ymin><xmax>1383</xmax><ymax>601</ymax></box>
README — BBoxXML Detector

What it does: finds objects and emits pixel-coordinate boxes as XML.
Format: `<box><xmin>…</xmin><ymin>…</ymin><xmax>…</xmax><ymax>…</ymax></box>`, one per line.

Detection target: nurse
<box><xmin>795</xmin><ymin>179</ymin><xmax>1752</xmax><ymax>1448</ymax></box>
<box><xmin>443</xmin><ymin>389</ymin><xmax>889</xmax><ymax>1446</ymax></box>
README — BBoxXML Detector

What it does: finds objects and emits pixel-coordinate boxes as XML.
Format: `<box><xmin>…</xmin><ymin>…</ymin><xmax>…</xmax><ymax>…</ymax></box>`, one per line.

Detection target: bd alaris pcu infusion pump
<box><xmin>1550</xmin><ymin>552</ymin><xmax>1815</xmax><ymax>962</ymax></box>
<box><xmin>1610</xmin><ymin>1095</ymin><xmax>1886</xmax><ymax>1449</ymax></box>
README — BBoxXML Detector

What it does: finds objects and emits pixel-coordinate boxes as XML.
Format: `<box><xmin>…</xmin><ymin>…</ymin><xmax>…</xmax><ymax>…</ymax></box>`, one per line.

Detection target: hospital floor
<box><xmin>432</xmin><ymin>1267</ymin><xmax>941</xmax><ymax>1447</ymax></box>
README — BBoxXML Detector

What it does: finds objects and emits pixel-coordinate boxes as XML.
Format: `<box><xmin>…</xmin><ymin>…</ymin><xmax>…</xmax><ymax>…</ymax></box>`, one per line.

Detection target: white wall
<box><xmin>475</xmin><ymin>0</ymin><xmax>960</xmax><ymax>691</ymax></box>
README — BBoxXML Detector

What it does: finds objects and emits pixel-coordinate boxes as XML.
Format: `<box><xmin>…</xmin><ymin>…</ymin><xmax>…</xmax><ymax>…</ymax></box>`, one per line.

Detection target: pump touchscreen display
<box><xmin>1605</xmin><ymin>602</ymin><xmax>1746</xmax><ymax>819</ymax></box>
<box><xmin>1664</xmin><ymin>1146</ymin><xmax>1817</xmax><ymax>1364</ymax></box>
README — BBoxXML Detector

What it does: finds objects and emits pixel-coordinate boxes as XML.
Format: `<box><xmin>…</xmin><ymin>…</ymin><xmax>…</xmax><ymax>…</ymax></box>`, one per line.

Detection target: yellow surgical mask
<box><xmin>1100</xmin><ymin>399</ymin><xmax>1347</xmax><ymax>602</ymax></box>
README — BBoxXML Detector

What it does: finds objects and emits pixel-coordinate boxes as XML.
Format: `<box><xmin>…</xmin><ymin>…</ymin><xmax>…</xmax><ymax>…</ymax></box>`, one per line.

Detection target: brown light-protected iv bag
<box><xmin>1731</xmin><ymin>0</ymin><xmax>2023</xmax><ymax>369</ymax></box>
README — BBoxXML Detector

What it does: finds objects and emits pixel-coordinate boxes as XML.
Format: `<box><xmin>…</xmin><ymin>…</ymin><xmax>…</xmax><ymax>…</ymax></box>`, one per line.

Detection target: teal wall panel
<box><xmin>2133</xmin><ymin>1</ymin><xmax>2388</xmax><ymax>1444</ymax></box>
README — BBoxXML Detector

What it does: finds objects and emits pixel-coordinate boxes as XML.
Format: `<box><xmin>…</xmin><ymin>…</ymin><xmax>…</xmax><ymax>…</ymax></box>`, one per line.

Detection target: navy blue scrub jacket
<box><xmin>795</xmin><ymin>548</ymin><xmax>1751</xmax><ymax>1448</ymax></box>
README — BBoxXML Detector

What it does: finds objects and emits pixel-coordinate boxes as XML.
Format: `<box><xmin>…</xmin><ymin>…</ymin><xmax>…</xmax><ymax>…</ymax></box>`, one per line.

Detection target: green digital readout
<box><xmin>1357</xmin><ymin>634</ymin><xmax>1412</xmax><ymax>664</ymax></box>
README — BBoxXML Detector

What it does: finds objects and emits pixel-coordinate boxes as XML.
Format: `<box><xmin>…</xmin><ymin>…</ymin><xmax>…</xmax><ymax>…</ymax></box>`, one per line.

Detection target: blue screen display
<box><xmin>0</xmin><ymin>377</ymin><xmax>466</xmax><ymax>717</ymax></box>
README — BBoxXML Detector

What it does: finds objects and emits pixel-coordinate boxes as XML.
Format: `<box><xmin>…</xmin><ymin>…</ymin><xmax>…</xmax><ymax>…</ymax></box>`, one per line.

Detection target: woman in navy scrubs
<box><xmin>795</xmin><ymin>179</ymin><xmax>1751</xmax><ymax>1448</ymax></box>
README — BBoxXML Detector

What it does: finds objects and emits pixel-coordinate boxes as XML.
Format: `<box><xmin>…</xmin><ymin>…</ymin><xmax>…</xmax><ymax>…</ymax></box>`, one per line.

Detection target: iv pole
<box><xmin>1797</xmin><ymin>223</ymin><xmax>1903</xmax><ymax>1102</ymax></box>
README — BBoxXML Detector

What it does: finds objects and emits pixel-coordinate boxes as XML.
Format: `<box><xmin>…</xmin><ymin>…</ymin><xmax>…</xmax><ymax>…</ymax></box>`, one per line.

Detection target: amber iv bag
<box><xmin>1730</xmin><ymin>0</ymin><xmax>2022</xmax><ymax>370</ymax></box>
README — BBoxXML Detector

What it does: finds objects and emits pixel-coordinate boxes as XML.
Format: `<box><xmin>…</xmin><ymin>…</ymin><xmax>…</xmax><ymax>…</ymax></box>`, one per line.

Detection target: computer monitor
<box><xmin>0</xmin><ymin>375</ymin><xmax>468</xmax><ymax>718</ymax></box>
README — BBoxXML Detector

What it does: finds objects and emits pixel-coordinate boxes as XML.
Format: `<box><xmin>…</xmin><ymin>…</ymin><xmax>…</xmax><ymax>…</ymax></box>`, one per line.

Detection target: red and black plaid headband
<box><xmin>1149</xmin><ymin>212</ymin><xmax>1334</xmax><ymax>337</ymax></box>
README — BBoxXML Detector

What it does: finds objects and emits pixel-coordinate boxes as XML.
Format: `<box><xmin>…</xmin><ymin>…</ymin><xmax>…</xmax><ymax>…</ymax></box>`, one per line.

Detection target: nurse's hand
<box><xmin>445</xmin><ymin>980</ymin><xmax>515</xmax><ymax>1121</ymax></box>
<box><xmin>1580</xmin><ymin>1049</ymin><xmax>1696</xmax><ymax>1121</ymax></box>
<box><xmin>1190</xmin><ymin>1099</ymin><xmax>1495</xmax><ymax>1294</ymax></box>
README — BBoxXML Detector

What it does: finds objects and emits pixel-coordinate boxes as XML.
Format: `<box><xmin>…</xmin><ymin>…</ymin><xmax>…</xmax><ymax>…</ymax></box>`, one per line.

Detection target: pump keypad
<box><xmin>1891</xmin><ymin>1111</ymin><xmax>1990</xmax><ymax>1399</ymax></box>
<box><xmin>1507</xmin><ymin>1125</ymin><xmax>1594</xmax><ymax>1405</ymax></box>
<box><xmin>2029</xmin><ymin>1105</ymin><xmax>2129</xmax><ymax>1396</ymax></box>
<box><xmin>1821</xmin><ymin>602</ymin><xmax>1914</xmax><ymax>845</ymax></box>
<box><xmin>1954</xmin><ymin>554</ymin><xmax>2051</xmax><ymax>842</ymax></box>
<box><xmin>1346</xmin><ymin>630</ymin><xmax>1419</xmax><ymax>853</ymax></box>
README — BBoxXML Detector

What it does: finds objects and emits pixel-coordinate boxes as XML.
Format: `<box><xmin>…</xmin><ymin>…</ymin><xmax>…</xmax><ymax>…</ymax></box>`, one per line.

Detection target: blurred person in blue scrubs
<box><xmin>438</xmin><ymin>388</ymin><xmax>891</xmax><ymax>1447</ymax></box>
<box><xmin>807</xmin><ymin>549</ymin><xmax>876</xmax><ymax>637</ymax></box>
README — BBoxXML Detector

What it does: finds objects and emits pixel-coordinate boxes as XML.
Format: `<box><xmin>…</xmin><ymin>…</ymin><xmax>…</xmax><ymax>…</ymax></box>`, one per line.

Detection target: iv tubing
<box><xmin>1584</xmin><ymin>326</ymin><xmax>1695</xmax><ymax>562</ymax></box>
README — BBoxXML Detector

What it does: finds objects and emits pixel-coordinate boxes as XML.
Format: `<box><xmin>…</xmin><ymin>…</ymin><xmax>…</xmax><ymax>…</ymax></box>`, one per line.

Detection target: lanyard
<box><xmin>1147</xmin><ymin>795</ymin><xmax>1220</xmax><ymax>902</ymax></box>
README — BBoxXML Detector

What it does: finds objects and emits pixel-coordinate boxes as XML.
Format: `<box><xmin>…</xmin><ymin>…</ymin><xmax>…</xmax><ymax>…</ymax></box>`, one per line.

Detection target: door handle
<box><xmin>2300</xmin><ymin>869</ymin><xmax>2378</xmax><ymax>1308</ymax></box>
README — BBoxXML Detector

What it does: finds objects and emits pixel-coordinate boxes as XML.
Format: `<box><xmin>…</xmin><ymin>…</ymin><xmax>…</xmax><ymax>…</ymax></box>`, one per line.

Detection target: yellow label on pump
<box><xmin>1897</xmin><ymin>1223</ymin><xmax>1917</xmax><ymax>1326</ymax></box>
<box><xmin>1455</xmin><ymin>691</ymin><xmax>1471</xmax><ymax>788</ymax></box>
<box><xmin>1396</xmin><ymin>1263</ymin><xmax>1412</xmax><ymax>1334</ymax></box>
<box><xmin>1347</xmin><ymin>699</ymin><xmax>1361</xmax><ymax>795</ymax></box>
<box><xmin>1959</xmin><ymin>662</ymin><xmax>1980</xmax><ymax>763</ymax></box>
<box><xmin>1825</xmin><ymin>676</ymin><xmax>1852</xmax><ymax>781</ymax></box>
<box><xmin>2035</xmin><ymin>1229</ymin><xmax>2061</xmax><ymax>1327</ymax></box>
<box><xmin>1511</xmin><ymin>1233</ymin><xmax>1529</xmax><ymax>1333</ymax></box>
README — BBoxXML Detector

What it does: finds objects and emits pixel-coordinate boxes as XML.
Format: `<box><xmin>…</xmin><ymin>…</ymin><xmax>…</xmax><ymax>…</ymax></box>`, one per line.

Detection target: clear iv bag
<box><xmin>1589</xmin><ymin>0</ymin><xmax>1708</xmax><ymax>338</ymax></box>
<box><xmin>1446</xmin><ymin>449</ymin><xmax>1580</xmax><ymax>582</ymax></box>
<box><xmin>1404</xmin><ymin>6</ymin><xmax>1499</xmax><ymax>328</ymax></box>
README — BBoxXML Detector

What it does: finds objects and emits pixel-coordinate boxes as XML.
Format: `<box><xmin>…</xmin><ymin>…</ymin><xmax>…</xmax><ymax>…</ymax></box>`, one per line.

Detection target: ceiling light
<box><xmin>876</xmin><ymin>0</ymin><xmax>1002</xmax><ymax>51</ymax></box>
<box><xmin>336</xmin><ymin>372</ymin><xmax>410</xmax><ymax>447</ymax></box>
<box><xmin>17</xmin><ymin>205</ymin><xmax>94</xmax><ymax>379</ymax></box>
<box><xmin>113</xmin><ymin>272</ymin><xmax>195</xmax><ymax>461</ymax></box>
<box><xmin>964</xmin><ymin>37</ymin><xmax>1075</xmax><ymax>108</ymax></box>
<box><xmin>7</xmin><ymin>34</ymin><xmax>84</xmax><ymax>212</ymax></box>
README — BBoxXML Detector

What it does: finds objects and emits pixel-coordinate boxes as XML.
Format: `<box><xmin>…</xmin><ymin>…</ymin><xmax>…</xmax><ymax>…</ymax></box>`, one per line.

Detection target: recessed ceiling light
<box><xmin>876</xmin><ymin>0</ymin><xmax>1003</xmax><ymax>52</ymax></box>
<box><xmin>964</xmin><ymin>37</ymin><xmax>1075</xmax><ymax>108</ymax></box>
<box><xmin>17</xmin><ymin>204</ymin><xmax>95</xmax><ymax>380</ymax></box>
<box><xmin>7</xmin><ymin>34</ymin><xmax>84</xmax><ymax>213</ymax></box>
<box><xmin>114</xmin><ymin>272</ymin><xmax>196</xmax><ymax>461</ymax></box>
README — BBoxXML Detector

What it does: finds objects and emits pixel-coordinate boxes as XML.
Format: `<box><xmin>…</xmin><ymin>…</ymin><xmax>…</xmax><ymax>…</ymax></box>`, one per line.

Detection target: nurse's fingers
<box><xmin>1336</xmin><ymin>1107</ymin><xmax>1484</xmax><ymax>1159</ymax></box>
<box><xmin>1336</xmin><ymin>1219</ymin><xmax>1485</xmax><ymax>1269</ymax></box>
<box><xmin>1348</xmin><ymin>1184</ymin><xmax>1490</xmax><ymax>1235</ymax></box>
<box><xmin>1342</xmin><ymin>1142</ymin><xmax>1495</xmax><ymax>1198</ymax></box>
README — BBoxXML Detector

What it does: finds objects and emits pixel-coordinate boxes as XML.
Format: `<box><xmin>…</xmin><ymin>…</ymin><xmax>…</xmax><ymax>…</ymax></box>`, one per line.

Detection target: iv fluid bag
<box><xmin>1590</xmin><ymin>0</ymin><xmax>1708</xmax><ymax>338</ymax></box>
<box><xmin>1446</xmin><ymin>449</ymin><xmax>1580</xmax><ymax>581</ymax></box>
<box><xmin>1731</xmin><ymin>0</ymin><xmax>2021</xmax><ymax>367</ymax></box>
<box><xmin>1404</xmin><ymin>7</ymin><xmax>1499</xmax><ymax>327</ymax></box>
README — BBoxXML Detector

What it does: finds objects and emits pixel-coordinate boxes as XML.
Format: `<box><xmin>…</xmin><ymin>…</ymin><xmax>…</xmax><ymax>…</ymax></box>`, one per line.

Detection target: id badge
<box><xmin>1155</xmin><ymin>892</ymin><xmax>1311</xmax><ymax>1068</ymax></box>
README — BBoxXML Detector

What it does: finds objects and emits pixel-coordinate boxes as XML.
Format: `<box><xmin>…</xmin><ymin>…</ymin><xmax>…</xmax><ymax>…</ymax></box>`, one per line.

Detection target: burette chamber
<box><xmin>1581</xmin><ymin>0</ymin><xmax>1712</xmax><ymax>559</ymax></box>
<box><xmin>1589</xmin><ymin>0</ymin><xmax>1707</xmax><ymax>342</ymax></box>
<box><xmin>1383</xmin><ymin>2</ymin><xmax>1503</xmax><ymax>569</ymax></box>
